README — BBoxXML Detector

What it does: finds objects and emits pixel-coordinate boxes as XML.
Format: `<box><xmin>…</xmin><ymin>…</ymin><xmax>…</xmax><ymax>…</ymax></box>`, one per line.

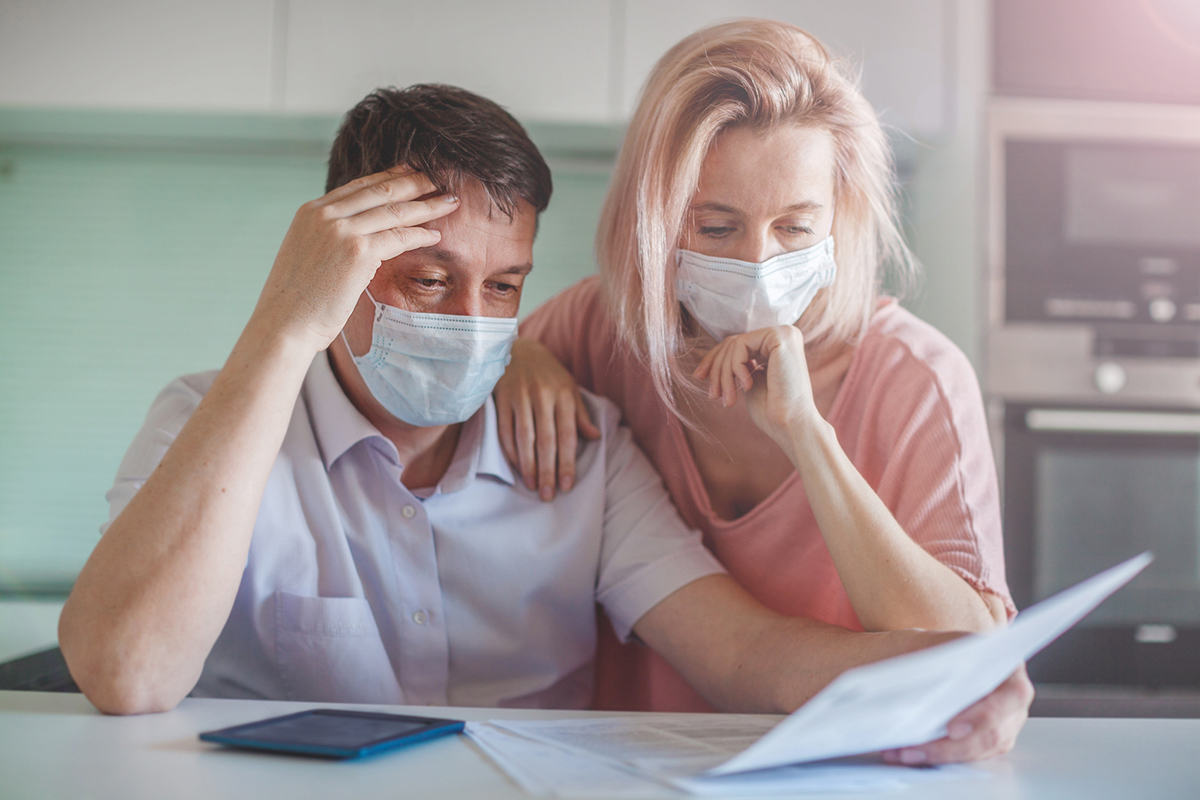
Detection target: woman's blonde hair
<box><xmin>597</xmin><ymin>18</ymin><xmax>917</xmax><ymax>416</ymax></box>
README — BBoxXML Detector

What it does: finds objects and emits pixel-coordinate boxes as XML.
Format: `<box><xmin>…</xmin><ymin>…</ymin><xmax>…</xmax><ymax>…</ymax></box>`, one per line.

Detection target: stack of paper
<box><xmin>467</xmin><ymin>553</ymin><xmax>1151</xmax><ymax>797</ymax></box>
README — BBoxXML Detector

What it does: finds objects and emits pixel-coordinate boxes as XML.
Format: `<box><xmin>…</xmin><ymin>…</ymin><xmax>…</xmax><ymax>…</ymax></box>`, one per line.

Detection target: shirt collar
<box><xmin>305</xmin><ymin>350</ymin><xmax>394</xmax><ymax>471</ymax></box>
<box><xmin>304</xmin><ymin>351</ymin><xmax>515</xmax><ymax>490</ymax></box>
<box><xmin>433</xmin><ymin>397</ymin><xmax>515</xmax><ymax>495</ymax></box>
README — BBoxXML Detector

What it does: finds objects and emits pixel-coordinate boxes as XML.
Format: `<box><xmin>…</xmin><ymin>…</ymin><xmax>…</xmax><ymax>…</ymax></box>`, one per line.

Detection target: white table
<box><xmin>2</xmin><ymin>690</ymin><xmax>1198</xmax><ymax>799</ymax></box>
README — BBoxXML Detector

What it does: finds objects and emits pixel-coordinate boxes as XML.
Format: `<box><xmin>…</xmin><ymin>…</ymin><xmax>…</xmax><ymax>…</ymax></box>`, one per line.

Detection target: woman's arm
<box><xmin>696</xmin><ymin>325</ymin><xmax>1007</xmax><ymax>633</ymax></box>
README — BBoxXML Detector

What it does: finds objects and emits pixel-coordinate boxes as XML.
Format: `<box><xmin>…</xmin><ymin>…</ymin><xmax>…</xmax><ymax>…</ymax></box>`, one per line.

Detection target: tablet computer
<box><xmin>199</xmin><ymin>708</ymin><xmax>465</xmax><ymax>759</ymax></box>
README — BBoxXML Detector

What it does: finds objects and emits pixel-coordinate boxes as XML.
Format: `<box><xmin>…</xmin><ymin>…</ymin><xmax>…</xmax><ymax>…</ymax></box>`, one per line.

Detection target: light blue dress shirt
<box><xmin>103</xmin><ymin>352</ymin><xmax>724</xmax><ymax>709</ymax></box>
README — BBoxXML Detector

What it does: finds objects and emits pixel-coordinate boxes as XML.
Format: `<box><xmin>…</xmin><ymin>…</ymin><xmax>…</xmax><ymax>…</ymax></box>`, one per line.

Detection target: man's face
<box><xmin>342</xmin><ymin>179</ymin><xmax>536</xmax><ymax>356</ymax></box>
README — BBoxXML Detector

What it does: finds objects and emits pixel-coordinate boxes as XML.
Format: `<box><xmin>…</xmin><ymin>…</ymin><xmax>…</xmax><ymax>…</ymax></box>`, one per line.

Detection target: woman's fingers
<box><xmin>495</xmin><ymin>391</ymin><xmax>519</xmax><ymax>468</ymax></box>
<box><xmin>534</xmin><ymin>389</ymin><xmax>559</xmax><ymax>501</ymax></box>
<box><xmin>575</xmin><ymin>392</ymin><xmax>602</xmax><ymax>441</ymax></box>
<box><xmin>512</xmin><ymin>391</ymin><xmax>539</xmax><ymax>492</ymax></box>
<box><xmin>693</xmin><ymin>346</ymin><xmax>718</xmax><ymax>380</ymax></box>
<box><xmin>881</xmin><ymin>667</ymin><xmax>1033</xmax><ymax>764</ymax></box>
<box><xmin>555</xmin><ymin>395</ymin><xmax>579</xmax><ymax>493</ymax></box>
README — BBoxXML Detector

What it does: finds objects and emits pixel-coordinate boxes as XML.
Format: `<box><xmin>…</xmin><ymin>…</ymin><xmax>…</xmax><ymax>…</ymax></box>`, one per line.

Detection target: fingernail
<box><xmin>900</xmin><ymin>749</ymin><xmax>927</xmax><ymax>765</ymax></box>
<box><xmin>948</xmin><ymin>722</ymin><xmax>973</xmax><ymax>740</ymax></box>
<box><xmin>443</xmin><ymin>194</ymin><xmax>459</xmax><ymax>203</ymax></box>
<box><xmin>561</xmin><ymin>475</ymin><xmax>574</xmax><ymax>492</ymax></box>
<box><xmin>540</xmin><ymin>485</ymin><xmax>553</xmax><ymax>501</ymax></box>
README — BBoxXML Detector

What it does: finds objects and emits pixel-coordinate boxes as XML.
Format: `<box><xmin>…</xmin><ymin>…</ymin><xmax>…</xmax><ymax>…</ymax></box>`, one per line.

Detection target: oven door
<box><xmin>1004</xmin><ymin>404</ymin><xmax>1200</xmax><ymax>686</ymax></box>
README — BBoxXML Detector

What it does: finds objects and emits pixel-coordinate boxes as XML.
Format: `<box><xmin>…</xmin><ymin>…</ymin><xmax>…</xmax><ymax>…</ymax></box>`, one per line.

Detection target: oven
<box><xmin>986</xmin><ymin>99</ymin><xmax>1200</xmax><ymax>690</ymax></box>
<box><xmin>1003</xmin><ymin>404</ymin><xmax>1200</xmax><ymax>686</ymax></box>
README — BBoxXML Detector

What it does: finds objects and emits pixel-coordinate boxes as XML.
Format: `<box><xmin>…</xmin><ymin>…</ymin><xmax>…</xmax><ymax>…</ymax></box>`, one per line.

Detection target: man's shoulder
<box><xmin>171</xmin><ymin>369</ymin><xmax>222</xmax><ymax>398</ymax></box>
<box><xmin>143</xmin><ymin>369</ymin><xmax>222</xmax><ymax>425</ymax></box>
<box><xmin>578</xmin><ymin>388</ymin><xmax>623</xmax><ymax>435</ymax></box>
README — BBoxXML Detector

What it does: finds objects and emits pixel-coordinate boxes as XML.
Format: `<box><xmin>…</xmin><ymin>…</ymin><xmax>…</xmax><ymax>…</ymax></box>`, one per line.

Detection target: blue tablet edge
<box><xmin>199</xmin><ymin>718</ymin><xmax>465</xmax><ymax>759</ymax></box>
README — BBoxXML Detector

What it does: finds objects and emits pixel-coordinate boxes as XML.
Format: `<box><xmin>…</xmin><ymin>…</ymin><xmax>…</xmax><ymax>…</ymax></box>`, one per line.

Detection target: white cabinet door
<box><xmin>621</xmin><ymin>0</ymin><xmax>949</xmax><ymax>138</ymax></box>
<box><xmin>0</xmin><ymin>0</ymin><xmax>275</xmax><ymax>110</ymax></box>
<box><xmin>283</xmin><ymin>0</ymin><xmax>613</xmax><ymax>122</ymax></box>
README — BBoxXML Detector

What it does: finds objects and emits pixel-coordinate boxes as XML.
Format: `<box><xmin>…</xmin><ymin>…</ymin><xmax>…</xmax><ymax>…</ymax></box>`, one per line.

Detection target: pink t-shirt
<box><xmin>521</xmin><ymin>276</ymin><xmax>1014</xmax><ymax>712</ymax></box>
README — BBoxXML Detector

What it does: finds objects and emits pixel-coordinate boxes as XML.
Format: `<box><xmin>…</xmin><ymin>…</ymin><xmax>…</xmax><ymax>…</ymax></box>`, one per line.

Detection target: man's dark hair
<box><xmin>326</xmin><ymin>84</ymin><xmax>552</xmax><ymax>219</ymax></box>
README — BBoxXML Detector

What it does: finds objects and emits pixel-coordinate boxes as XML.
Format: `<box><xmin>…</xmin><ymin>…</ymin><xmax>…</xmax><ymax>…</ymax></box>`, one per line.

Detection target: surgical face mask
<box><xmin>345</xmin><ymin>291</ymin><xmax>518</xmax><ymax>427</ymax></box>
<box><xmin>674</xmin><ymin>236</ymin><xmax>837</xmax><ymax>341</ymax></box>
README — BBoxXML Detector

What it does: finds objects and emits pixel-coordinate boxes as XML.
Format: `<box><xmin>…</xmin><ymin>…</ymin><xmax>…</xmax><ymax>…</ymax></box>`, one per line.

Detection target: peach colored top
<box><xmin>521</xmin><ymin>276</ymin><xmax>1014</xmax><ymax>712</ymax></box>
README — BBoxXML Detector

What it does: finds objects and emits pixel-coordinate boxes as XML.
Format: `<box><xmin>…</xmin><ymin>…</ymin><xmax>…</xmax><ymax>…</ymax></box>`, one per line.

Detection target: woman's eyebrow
<box><xmin>691</xmin><ymin>202</ymin><xmax>740</xmax><ymax>214</ymax></box>
<box><xmin>690</xmin><ymin>200</ymin><xmax>824</xmax><ymax>214</ymax></box>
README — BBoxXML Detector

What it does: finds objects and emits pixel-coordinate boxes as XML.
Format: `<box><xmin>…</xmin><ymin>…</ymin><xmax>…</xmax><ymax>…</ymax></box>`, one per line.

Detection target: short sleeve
<box><xmin>520</xmin><ymin>276</ymin><xmax>612</xmax><ymax>395</ymax></box>
<box><xmin>586</xmin><ymin>394</ymin><xmax>725</xmax><ymax>641</ymax></box>
<box><xmin>844</xmin><ymin>311</ymin><xmax>1014</xmax><ymax>617</ymax></box>
<box><xmin>101</xmin><ymin>372</ymin><xmax>216</xmax><ymax>535</ymax></box>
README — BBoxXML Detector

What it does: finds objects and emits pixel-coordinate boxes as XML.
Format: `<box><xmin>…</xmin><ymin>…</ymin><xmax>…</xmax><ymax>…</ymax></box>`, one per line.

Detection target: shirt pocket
<box><xmin>274</xmin><ymin>591</ymin><xmax>404</xmax><ymax>704</ymax></box>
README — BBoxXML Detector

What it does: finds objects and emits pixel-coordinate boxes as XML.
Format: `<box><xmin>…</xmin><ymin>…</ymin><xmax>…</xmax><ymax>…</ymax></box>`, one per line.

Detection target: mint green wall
<box><xmin>0</xmin><ymin>112</ymin><xmax>610</xmax><ymax>592</ymax></box>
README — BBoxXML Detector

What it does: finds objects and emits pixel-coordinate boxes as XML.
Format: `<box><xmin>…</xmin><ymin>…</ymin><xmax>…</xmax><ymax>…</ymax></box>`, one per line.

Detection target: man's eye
<box><xmin>490</xmin><ymin>282</ymin><xmax>518</xmax><ymax>294</ymax></box>
<box><xmin>415</xmin><ymin>277</ymin><xmax>445</xmax><ymax>288</ymax></box>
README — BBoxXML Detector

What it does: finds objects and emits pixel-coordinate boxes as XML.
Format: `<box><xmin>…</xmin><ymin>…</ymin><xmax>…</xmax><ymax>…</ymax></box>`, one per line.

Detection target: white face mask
<box><xmin>345</xmin><ymin>291</ymin><xmax>518</xmax><ymax>427</ymax></box>
<box><xmin>675</xmin><ymin>236</ymin><xmax>837</xmax><ymax>341</ymax></box>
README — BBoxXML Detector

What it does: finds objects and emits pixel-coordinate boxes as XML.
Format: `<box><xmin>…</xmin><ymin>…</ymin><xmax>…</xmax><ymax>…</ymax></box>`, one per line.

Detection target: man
<box><xmin>59</xmin><ymin>85</ymin><xmax>1028</xmax><ymax>763</ymax></box>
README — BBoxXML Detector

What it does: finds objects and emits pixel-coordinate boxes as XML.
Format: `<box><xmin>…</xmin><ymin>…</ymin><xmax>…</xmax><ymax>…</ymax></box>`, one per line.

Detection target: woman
<box><xmin>496</xmin><ymin>19</ymin><xmax>1029</xmax><ymax>762</ymax></box>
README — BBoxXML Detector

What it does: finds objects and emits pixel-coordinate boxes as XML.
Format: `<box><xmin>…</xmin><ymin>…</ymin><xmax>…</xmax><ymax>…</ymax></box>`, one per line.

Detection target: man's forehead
<box><xmin>417</xmin><ymin>244</ymin><xmax>533</xmax><ymax>275</ymax></box>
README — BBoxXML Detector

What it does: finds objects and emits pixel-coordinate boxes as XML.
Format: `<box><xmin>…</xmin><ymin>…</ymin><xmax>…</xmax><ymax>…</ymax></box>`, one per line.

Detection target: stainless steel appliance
<box><xmin>986</xmin><ymin>99</ymin><xmax>1200</xmax><ymax>689</ymax></box>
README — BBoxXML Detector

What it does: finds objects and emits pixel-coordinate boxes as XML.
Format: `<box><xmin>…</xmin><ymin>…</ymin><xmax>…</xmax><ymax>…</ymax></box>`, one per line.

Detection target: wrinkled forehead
<box><xmin>411</xmin><ymin>183</ymin><xmax>536</xmax><ymax>276</ymax></box>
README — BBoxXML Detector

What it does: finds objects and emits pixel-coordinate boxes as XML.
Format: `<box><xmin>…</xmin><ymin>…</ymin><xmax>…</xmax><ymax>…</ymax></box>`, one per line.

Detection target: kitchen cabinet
<box><xmin>282</xmin><ymin>0</ymin><xmax>614</xmax><ymax>122</ymax></box>
<box><xmin>0</xmin><ymin>0</ymin><xmax>275</xmax><ymax>110</ymax></box>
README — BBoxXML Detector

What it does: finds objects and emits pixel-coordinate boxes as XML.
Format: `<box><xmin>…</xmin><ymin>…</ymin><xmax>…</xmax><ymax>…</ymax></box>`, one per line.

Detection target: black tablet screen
<box><xmin>248</xmin><ymin>712</ymin><xmax>429</xmax><ymax>748</ymax></box>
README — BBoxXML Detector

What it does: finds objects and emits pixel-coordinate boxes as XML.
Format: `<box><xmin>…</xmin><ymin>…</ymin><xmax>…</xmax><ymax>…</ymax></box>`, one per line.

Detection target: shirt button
<box><xmin>411</xmin><ymin>610</ymin><xmax>428</xmax><ymax>625</ymax></box>
<box><xmin>401</xmin><ymin>504</ymin><xmax>416</xmax><ymax>518</ymax></box>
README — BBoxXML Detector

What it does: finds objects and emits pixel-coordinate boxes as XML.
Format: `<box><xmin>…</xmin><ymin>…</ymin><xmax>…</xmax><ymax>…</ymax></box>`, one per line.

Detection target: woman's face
<box><xmin>682</xmin><ymin>123</ymin><xmax>836</xmax><ymax>261</ymax></box>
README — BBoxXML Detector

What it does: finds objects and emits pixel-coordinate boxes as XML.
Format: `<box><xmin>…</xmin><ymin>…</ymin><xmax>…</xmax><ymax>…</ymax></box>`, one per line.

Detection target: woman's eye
<box><xmin>779</xmin><ymin>225</ymin><xmax>815</xmax><ymax>236</ymax></box>
<box><xmin>698</xmin><ymin>226</ymin><xmax>735</xmax><ymax>238</ymax></box>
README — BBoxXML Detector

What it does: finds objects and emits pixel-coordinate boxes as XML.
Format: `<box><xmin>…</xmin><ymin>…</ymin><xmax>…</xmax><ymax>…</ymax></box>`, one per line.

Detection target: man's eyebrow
<box><xmin>422</xmin><ymin>246</ymin><xmax>459</xmax><ymax>265</ymax></box>
<box><xmin>419</xmin><ymin>248</ymin><xmax>532</xmax><ymax>276</ymax></box>
<box><xmin>496</xmin><ymin>263</ymin><xmax>533</xmax><ymax>276</ymax></box>
<box><xmin>691</xmin><ymin>201</ymin><xmax>824</xmax><ymax>214</ymax></box>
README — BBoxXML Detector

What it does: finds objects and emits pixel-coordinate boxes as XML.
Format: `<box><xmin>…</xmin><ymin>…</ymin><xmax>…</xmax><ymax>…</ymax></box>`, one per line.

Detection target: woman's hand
<box><xmin>692</xmin><ymin>325</ymin><xmax>821</xmax><ymax>445</ymax></box>
<box><xmin>494</xmin><ymin>338</ymin><xmax>601</xmax><ymax>500</ymax></box>
<box><xmin>882</xmin><ymin>666</ymin><xmax>1034</xmax><ymax>764</ymax></box>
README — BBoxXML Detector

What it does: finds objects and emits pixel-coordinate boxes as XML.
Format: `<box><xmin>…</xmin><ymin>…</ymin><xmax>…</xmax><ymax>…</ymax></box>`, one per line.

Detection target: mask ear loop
<box><xmin>341</xmin><ymin>290</ymin><xmax>381</xmax><ymax>359</ymax></box>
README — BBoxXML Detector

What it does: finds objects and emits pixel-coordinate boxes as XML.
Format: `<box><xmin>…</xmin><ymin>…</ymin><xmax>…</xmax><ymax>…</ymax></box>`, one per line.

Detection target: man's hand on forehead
<box><xmin>250</xmin><ymin>166</ymin><xmax>460</xmax><ymax>353</ymax></box>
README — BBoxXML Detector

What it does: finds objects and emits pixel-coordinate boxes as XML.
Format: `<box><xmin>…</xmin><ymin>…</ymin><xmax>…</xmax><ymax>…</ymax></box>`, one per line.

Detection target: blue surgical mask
<box><xmin>675</xmin><ymin>236</ymin><xmax>837</xmax><ymax>341</ymax></box>
<box><xmin>345</xmin><ymin>291</ymin><xmax>518</xmax><ymax>427</ymax></box>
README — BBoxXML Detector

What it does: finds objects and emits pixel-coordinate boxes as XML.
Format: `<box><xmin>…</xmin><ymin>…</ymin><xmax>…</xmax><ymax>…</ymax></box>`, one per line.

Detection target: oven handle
<box><xmin>1026</xmin><ymin>408</ymin><xmax>1200</xmax><ymax>435</ymax></box>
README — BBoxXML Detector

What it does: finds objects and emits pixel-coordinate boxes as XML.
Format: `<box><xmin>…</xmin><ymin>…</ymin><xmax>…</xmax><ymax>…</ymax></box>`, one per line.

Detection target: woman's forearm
<box><xmin>783</xmin><ymin>416</ymin><xmax>1004</xmax><ymax>633</ymax></box>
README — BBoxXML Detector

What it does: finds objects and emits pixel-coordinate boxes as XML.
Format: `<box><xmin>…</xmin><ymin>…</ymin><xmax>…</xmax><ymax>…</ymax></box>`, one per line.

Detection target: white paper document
<box><xmin>473</xmin><ymin>552</ymin><xmax>1150</xmax><ymax>795</ymax></box>
<box><xmin>467</xmin><ymin>717</ymin><xmax>978</xmax><ymax>797</ymax></box>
